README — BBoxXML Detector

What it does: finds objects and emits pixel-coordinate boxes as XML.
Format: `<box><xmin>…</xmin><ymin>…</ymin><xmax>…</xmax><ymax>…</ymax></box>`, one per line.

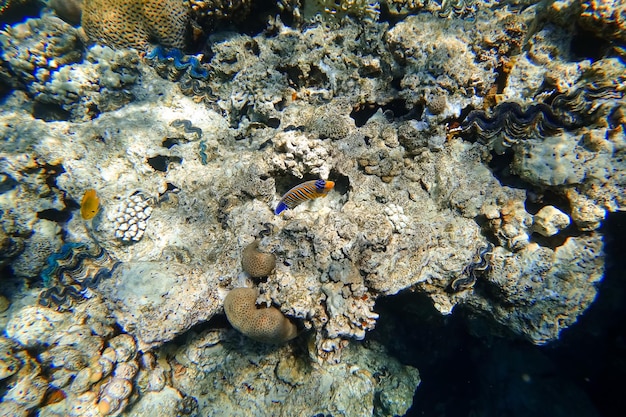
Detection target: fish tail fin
<box><xmin>274</xmin><ymin>202</ymin><xmax>288</xmax><ymax>215</ymax></box>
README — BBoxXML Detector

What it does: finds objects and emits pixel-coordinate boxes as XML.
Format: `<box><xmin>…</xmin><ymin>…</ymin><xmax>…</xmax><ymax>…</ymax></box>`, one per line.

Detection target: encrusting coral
<box><xmin>224</xmin><ymin>287</ymin><xmax>297</xmax><ymax>344</ymax></box>
<box><xmin>241</xmin><ymin>240</ymin><xmax>276</xmax><ymax>278</ymax></box>
<box><xmin>81</xmin><ymin>0</ymin><xmax>189</xmax><ymax>50</ymax></box>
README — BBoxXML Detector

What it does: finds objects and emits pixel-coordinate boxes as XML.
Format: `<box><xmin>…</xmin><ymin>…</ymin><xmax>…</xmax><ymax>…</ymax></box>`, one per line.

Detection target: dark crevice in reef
<box><xmin>372</xmin><ymin>213</ymin><xmax>626</xmax><ymax>417</ymax></box>
<box><xmin>147</xmin><ymin>155</ymin><xmax>183</xmax><ymax>172</ymax></box>
<box><xmin>530</xmin><ymin>221</ymin><xmax>584</xmax><ymax>249</ymax></box>
<box><xmin>350</xmin><ymin>98</ymin><xmax>413</xmax><ymax>127</ymax></box>
<box><xmin>569</xmin><ymin>26</ymin><xmax>611</xmax><ymax>62</ymax></box>
<box><xmin>0</xmin><ymin>172</ymin><xmax>18</xmax><ymax>194</ymax></box>
<box><xmin>484</xmin><ymin>151</ymin><xmax>525</xmax><ymax>188</ymax></box>
<box><xmin>41</xmin><ymin>163</ymin><xmax>65</xmax><ymax>191</ymax></box>
<box><xmin>277</xmin><ymin>64</ymin><xmax>330</xmax><ymax>90</ymax></box>
<box><xmin>485</xmin><ymin>152</ymin><xmax>587</xmax><ymax>249</ymax></box>
<box><xmin>36</xmin><ymin>208</ymin><xmax>73</xmax><ymax>223</ymax></box>
<box><xmin>169</xmin><ymin>314</ymin><xmax>230</xmax><ymax>347</ymax></box>
<box><xmin>271</xmin><ymin>170</ymin><xmax>348</xmax><ymax>203</ymax></box>
<box><xmin>272</xmin><ymin>173</ymin><xmax>323</xmax><ymax>197</ymax></box>
<box><xmin>541</xmin><ymin>211</ymin><xmax>626</xmax><ymax>417</ymax></box>
<box><xmin>524</xmin><ymin>188</ymin><xmax>571</xmax><ymax>216</ymax></box>
<box><xmin>0</xmin><ymin>2</ymin><xmax>42</xmax><ymax>25</ymax></box>
<box><xmin>236</xmin><ymin>0</ymin><xmax>282</xmax><ymax>37</ymax></box>
<box><xmin>26</xmin><ymin>163</ymin><xmax>79</xmax><ymax>224</ymax></box>
<box><xmin>377</xmin><ymin>3</ymin><xmax>416</xmax><ymax>28</ymax></box>
<box><xmin>162</xmin><ymin>137</ymin><xmax>181</xmax><ymax>149</ymax></box>
<box><xmin>32</xmin><ymin>102</ymin><xmax>71</xmax><ymax>122</ymax></box>
<box><xmin>328</xmin><ymin>169</ymin><xmax>350</xmax><ymax>196</ymax></box>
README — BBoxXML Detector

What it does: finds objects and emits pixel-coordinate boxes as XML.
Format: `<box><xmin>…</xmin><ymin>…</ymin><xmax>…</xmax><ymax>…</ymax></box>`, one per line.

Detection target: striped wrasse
<box><xmin>275</xmin><ymin>179</ymin><xmax>335</xmax><ymax>215</ymax></box>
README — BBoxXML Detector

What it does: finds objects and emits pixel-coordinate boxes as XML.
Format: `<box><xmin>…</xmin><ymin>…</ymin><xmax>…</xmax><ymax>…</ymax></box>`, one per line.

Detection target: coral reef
<box><xmin>171</xmin><ymin>328</ymin><xmax>420</xmax><ymax>416</ymax></box>
<box><xmin>0</xmin><ymin>15</ymin><xmax>141</xmax><ymax>121</ymax></box>
<box><xmin>532</xmin><ymin>205</ymin><xmax>571</xmax><ymax>237</ymax></box>
<box><xmin>81</xmin><ymin>0</ymin><xmax>189</xmax><ymax>50</ymax></box>
<box><xmin>579</xmin><ymin>0</ymin><xmax>626</xmax><ymax>43</ymax></box>
<box><xmin>2</xmin><ymin>301</ymin><xmax>185</xmax><ymax>416</ymax></box>
<box><xmin>468</xmin><ymin>234</ymin><xmax>604</xmax><ymax>344</ymax></box>
<box><xmin>0</xmin><ymin>15</ymin><xmax>83</xmax><ymax>91</ymax></box>
<box><xmin>96</xmin><ymin>261</ymin><xmax>222</xmax><ymax>350</ymax></box>
<box><xmin>33</xmin><ymin>45</ymin><xmax>142</xmax><ymax>121</ymax></box>
<box><xmin>224</xmin><ymin>287</ymin><xmax>298</xmax><ymax>344</ymax></box>
<box><xmin>0</xmin><ymin>1</ymin><xmax>621</xmax><ymax>413</ymax></box>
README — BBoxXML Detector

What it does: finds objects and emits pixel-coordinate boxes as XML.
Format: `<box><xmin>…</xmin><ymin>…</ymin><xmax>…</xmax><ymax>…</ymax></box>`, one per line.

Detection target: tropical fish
<box><xmin>80</xmin><ymin>189</ymin><xmax>100</xmax><ymax>220</ymax></box>
<box><xmin>275</xmin><ymin>179</ymin><xmax>335</xmax><ymax>215</ymax></box>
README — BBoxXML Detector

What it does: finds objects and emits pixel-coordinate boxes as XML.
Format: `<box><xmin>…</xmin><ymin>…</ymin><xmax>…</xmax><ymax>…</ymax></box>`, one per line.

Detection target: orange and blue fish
<box><xmin>275</xmin><ymin>179</ymin><xmax>335</xmax><ymax>215</ymax></box>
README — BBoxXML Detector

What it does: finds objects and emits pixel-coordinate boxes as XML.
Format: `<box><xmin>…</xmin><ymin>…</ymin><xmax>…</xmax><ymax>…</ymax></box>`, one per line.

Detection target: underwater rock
<box><xmin>3</xmin><ymin>371</ymin><xmax>48</xmax><ymax>409</ymax></box>
<box><xmin>0</xmin><ymin>336</ymin><xmax>21</xmax><ymax>380</ymax></box>
<box><xmin>532</xmin><ymin>205</ymin><xmax>571</xmax><ymax>237</ymax></box>
<box><xmin>468</xmin><ymin>234</ymin><xmax>604</xmax><ymax>344</ymax></box>
<box><xmin>124</xmin><ymin>385</ymin><xmax>184</xmax><ymax>416</ymax></box>
<box><xmin>512</xmin><ymin>134</ymin><xmax>587</xmax><ymax>186</ymax></box>
<box><xmin>33</xmin><ymin>45</ymin><xmax>141</xmax><ymax>121</ymax></box>
<box><xmin>386</xmin><ymin>13</ymin><xmax>496</xmax><ymax>113</ymax></box>
<box><xmin>0</xmin><ymin>15</ymin><xmax>142</xmax><ymax>121</ymax></box>
<box><xmin>172</xmin><ymin>329</ymin><xmax>419</xmax><ymax>416</ymax></box>
<box><xmin>5</xmin><ymin>306</ymin><xmax>66</xmax><ymax>349</ymax></box>
<box><xmin>97</xmin><ymin>261</ymin><xmax>221</xmax><ymax>350</ymax></box>
<box><xmin>1</xmin><ymin>300</ymin><xmax>153</xmax><ymax>416</ymax></box>
<box><xmin>0</xmin><ymin>15</ymin><xmax>83</xmax><ymax>91</ymax></box>
<box><xmin>98</xmin><ymin>376</ymin><xmax>133</xmax><ymax>415</ymax></box>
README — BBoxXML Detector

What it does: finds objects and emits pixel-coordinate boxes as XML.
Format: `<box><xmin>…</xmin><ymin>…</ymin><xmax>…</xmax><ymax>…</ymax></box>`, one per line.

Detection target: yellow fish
<box><xmin>80</xmin><ymin>189</ymin><xmax>100</xmax><ymax>220</ymax></box>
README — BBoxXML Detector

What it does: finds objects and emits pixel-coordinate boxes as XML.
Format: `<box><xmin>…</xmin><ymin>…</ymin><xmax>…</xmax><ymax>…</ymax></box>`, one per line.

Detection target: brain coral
<box><xmin>241</xmin><ymin>240</ymin><xmax>276</xmax><ymax>278</ymax></box>
<box><xmin>81</xmin><ymin>0</ymin><xmax>189</xmax><ymax>50</ymax></box>
<box><xmin>224</xmin><ymin>288</ymin><xmax>297</xmax><ymax>344</ymax></box>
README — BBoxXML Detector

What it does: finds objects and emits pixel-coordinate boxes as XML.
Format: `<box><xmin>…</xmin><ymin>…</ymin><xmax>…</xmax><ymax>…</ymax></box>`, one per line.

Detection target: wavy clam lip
<box><xmin>458</xmin><ymin>84</ymin><xmax>620</xmax><ymax>147</ymax></box>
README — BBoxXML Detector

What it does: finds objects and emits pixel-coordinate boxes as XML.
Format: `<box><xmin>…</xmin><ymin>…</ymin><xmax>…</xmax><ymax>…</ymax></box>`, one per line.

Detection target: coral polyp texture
<box><xmin>81</xmin><ymin>0</ymin><xmax>189</xmax><ymax>50</ymax></box>
<box><xmin>113</xmin><ymin>192</ymin><xmax>153</xmax><ymax>242</ymax></box>
<box><xmin>241</xmin><ymin>239</ymin><xmax>277</xmax><ymax>278</ymax></box>
<box><xmin>224</xmin><ymin>287</ymin><xmax>298</xmax><ymax>344</ymax></box>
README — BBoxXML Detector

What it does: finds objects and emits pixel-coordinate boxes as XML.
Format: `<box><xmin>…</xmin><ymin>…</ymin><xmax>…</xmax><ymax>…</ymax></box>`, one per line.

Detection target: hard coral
<box><xmin>224</xmin><ymin>288</ymin><xmax>297</xmax><ymax>344</ymax></box>
<box><xmin>241</xmin><ymin>240</ymin><xmax>276</xmax><ymax>278</ymax></box>
<box><xmin>81</xmin><ymin>0</ymin><xmax>189</xmax><ymax>50</ymax></box>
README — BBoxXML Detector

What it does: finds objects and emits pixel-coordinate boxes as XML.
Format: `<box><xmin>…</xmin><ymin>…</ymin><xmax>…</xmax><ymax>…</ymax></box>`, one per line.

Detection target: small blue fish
<box><xmin>275</xmin><ymin>180</ymin><xmax>335</xmax><ymax>215</ymax></box>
